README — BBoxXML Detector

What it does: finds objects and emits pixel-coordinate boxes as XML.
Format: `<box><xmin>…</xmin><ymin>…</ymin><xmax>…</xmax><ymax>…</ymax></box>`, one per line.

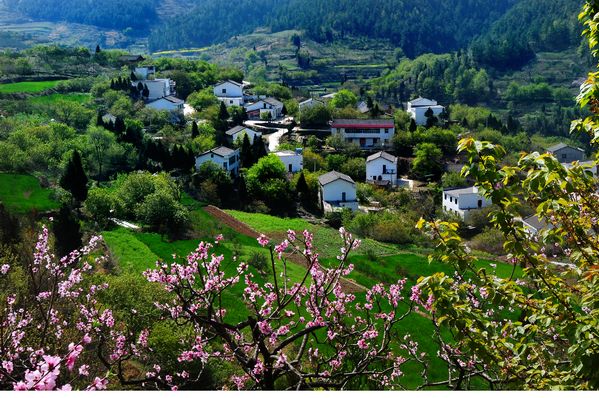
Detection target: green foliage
<box><xmin>246</xmin><ymin>155</ymin><xmax>294</xmax><ymax>215</ymax></box>
<box><xmin>299</xmin><ymin>104</ymin><xmax>331</xmax><ymax>127</ymax></box>
<box><xmin>330</xmin><ymin>89</ymin><xmax>358</xmax><ymax>109</ymax></box>
<box><xmin>60</xmin><ymin>149</ymin><xmax>88</xmax><ymax>202</ymax></box>
<box><xmin>411</xmin><ymin>143</ymin><xmax>444</xmax><ymax>180</ymax></box>
<box><xmin>187</xmin><ymin>88</ymin><xmax>219</xmax><ymax>111</ymax></box>
<box><xmin>0</xmin><ymin>173</ymin><xmax>58</xmax><ymax>213</ymax></box>
<box><xmin>0</xmin><ymin>80</ymin><xmax>66</xmax><ymax>93</ymax></box>
<box><xmin>441</xmin><ymin>171</ymin><xmax>467</xmax><ymax>189</ymax></box>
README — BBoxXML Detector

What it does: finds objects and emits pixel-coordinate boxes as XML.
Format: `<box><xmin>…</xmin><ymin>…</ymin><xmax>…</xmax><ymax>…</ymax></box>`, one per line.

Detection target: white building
<box><xmin>136</xmin><ymin>78</ymin><xmax>176</xmax><ymax>101</ymax></box>
<box><xmin>442</xmin><ymin>186</ymin><xmax>492</xmax><ymax>222</ymax></box>
<box><xmin>318</xmin><ymin>171</ymin><xmax>358</xmax><ymax>213</ymax></box>
<box><xmin>299</xmin><ymin>98</ymin><xmax>325</xmax><ymax>112</ymax></box>
<box><xmin>521</xmin><ymin>215</ymin><xmax>552</xmax><ymax>237</ymax></box>
<box><xmin>214</xmin><ymin>80</ymin><xmax>246</xmax><ymax>107</ymax></box>
<box><xmin>273</xmin><ymin>149</ymin><xmax>303</xmax><ymax>173</ymax></box>
<box><xmin>406</xmin><ymin>97</ymin><xmax>445</xmax><ymax>126</ymax></box>
<box><xmin>366</xmin><ymin>151</ymin><xmax>398</xmax><ymax>186</ymax></box>
<box><xmin>245</xmin><ymin>98</ymin><xmax>284</xmax><ymax>120</ymax></box>
<box><xmin>330</xmin><ymin>119</ymin><xmax>395</xmax><ymax>149</ymax></box>
<box><xmin>226</xmin><ymin>125</ymin><xmax>262</xmax><ymax>145</ymax></box>
<box><xmin>195</xmin><ymin>146</ymin><xmax>240</xmax><ymax>176</ymax></box>
<box><xmin>563</xmin><ymin>160</ymin><xmax>598</xmax><ymax>177</ymax></box>
<box><xmin>146</xmin><ymin>96</ymin><xmax>184</xmax><ymax>113</ymax></box>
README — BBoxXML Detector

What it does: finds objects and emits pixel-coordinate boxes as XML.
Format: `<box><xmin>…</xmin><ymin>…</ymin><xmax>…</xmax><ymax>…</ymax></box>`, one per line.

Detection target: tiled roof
<box><xmin>319</xmin><ymin>171</ymin><xmax>355</xmax><ymax>186</ymax></box>
<box><xmin>367</xmin><ymin>151</ymin><xmax>397</xmax><ymax>163</ymax></box>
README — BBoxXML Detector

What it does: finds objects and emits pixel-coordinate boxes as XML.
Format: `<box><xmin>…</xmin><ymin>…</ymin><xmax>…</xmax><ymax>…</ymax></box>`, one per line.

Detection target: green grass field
<box><xmin>0</xmin><ymin>80</ymin><xmax>66</xmax><ymax>94</ymax></box>
<box><xmin>28</xmin><ymin>93</ymin><xmax>90</xmax><ymax>105</ymax></box>
<box><xmin>225</xmin><ymin>210</ymin><xmax>397</xmax><ymax>258</ymax></box>
<box><xmin>0</xmin><ymin>173</ymin><xmax>59</xmax><ymax>213</ymax></box>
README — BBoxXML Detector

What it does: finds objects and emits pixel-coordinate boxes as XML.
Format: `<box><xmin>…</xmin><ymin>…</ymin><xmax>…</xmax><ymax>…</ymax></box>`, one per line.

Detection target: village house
<box><xmin>366</xmin><ymin>151</ymin><xmax>397</xmax><ymax>186</ymax></box>
<box><xmin>330</xmin><ymin>119</ymin><xmax>395</xmax><ymax>149</ymax></box>
<box><xmin>442</xmin><ymin>186</ymin><xmax>492</xmax><ymax>222</ymax></box>
<box><xmin>547</xmin><ymin>143</ymin><xmax>585</xmax><ymax>163</ymax></box>
<box><xmin>273</xmin><ymin>149</ymin><xmax>303</xmax><ymax>173</ymax></box>
<box><xmin>406</xmin><ymin>97</ymin><xmax>445</xmax><ymax>126</ymax></box>
<box><xmin>213</xmin><ymin>80</ymin><xmax>247</xmax><ymax>107</ymax></box>
<box><xmin>299</xmin><ymin>98</ymin><xmax>325</xmax><ymax>112</ymax></box>
<box><xmin>146</xmin><ymin>96</ymin><xmax>185</xmax><ymax>113</ymax></box>
<box><xmin>134</xmin><ymin>78</ymin><xmax>176</xmax><ymax>101</ymax></box>
<box><xmin>318</xmin><ymin>171</ymin><xmax>358</xmax><ymax>213</ymax></box>
<box><xmin>521</xmin><ymin>215</ymin><xmax>552</xmax><ymax>237</ymax></box>
<box><xmin>225</xmin><ymin>125</ymin><xmax>262</xmax><ymax>145</ymax></box>
<box><xmin>245</xmin><ymin>98</ymin><xmax>284</xmax><ymax>120</ymax></box>
<box><xmin>195</xmin><ymin>146</ymin><xmax>240</xmax><ymax>176</ymax></box>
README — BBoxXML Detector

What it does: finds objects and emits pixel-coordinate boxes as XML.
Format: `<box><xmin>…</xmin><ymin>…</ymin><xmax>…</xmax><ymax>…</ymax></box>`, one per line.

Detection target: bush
<box><xmin>470</xmin><ymin>227</ymin><xmax>505</xmax><ymax>255</ymax></box>
<box><xmin>248</xmin><ymin>251</ymin><xmax>268</xmax><ymax>275</ymax></box>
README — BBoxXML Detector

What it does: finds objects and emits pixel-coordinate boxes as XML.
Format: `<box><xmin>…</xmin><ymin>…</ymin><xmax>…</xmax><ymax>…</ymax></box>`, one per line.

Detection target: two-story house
<box><xmin>406</xmin><ymin>97</ymin><xmax>445</xmax><ymax>126</ymax></box>
<box><xmin>245</xmin><ymin>98</ymin><xmax>284</xmax><ymax>120</ymax></box>
<box><xmin>318</xmin><ymin>171</ymin><xmax>358</xmax><ymax>213</ymax></box>
<box><xmin>195</xmin><ymin>146</ymin><xmax>240</xmax><ymax>176</ymax></box>
<box><xmin>330</xmin><ymin>119</ymin><xmax>395</xmax><ymax>149</ymax></box>
<box><xmin>442</xmin><ymin>186</ymin><xmax>492</xmax><ymax>222</ymax></box>
<box><xmin>366</xmin><ymin>151</ymin><xmax>398</xmax><ymax>186</ymax></box>
<box><xmin>214</xmin><ymin>80</ymin><xmax>246</xmax><ymax>107</ymax></box>
<box><xmin>146</xmin><ymin>96</ymin><xmax>184</xmax><ymax>113</ymax></box>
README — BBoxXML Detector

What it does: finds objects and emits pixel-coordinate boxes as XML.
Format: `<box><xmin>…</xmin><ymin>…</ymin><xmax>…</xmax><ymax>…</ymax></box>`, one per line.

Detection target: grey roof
<box><xmin>547</xmin><ymin>143</ymin><xmax>584</xmax><ymax>153</ymax></box>
<box><xmin>226</xmin><ymin>125</ymin><xmax>248</xmax><ymax>136</ymax></box>
<box><xmin>367</xmin><ymin>151</ymin><xmax>397</xmax><ymax>163</ymax></box>
<box><xmin>319</xmin><ymin>171</ymin><xmax>355</xmax><ymax>186</ymax></box>
<box><xmin>274</xmin><ymin>150</ymin><xmax>298</xmax><ymax>156</ymax></box>
<box><xmin>444</xmin><ymin>186</ymin><xmax>478</xmax><ymax>197</ymax></box>
<box><xmin>200</xmin><ymin>146</ymin><xmax>236</xmax><ymax>158</ymax></box>
<box><xmin>162</xmin><ymin>96</ymin><xmax>184</xmax><ymax>104</ymax></box>
<box><xmin>216</xmin><ymin>79</ymin><xmax>244</xmax><ymax>87</ymax></box>
<box><xmin>331</xmin><ymin>118</ymin><xmax>395</xmax><ymax>126</ymax></box>
<box><xmin>522</xmin><ymin>215</ymin><xmax>548</xmax><ymax>231</ymax></box>
<box><xmin>264</xmin><ymin>97</ymin><xmax>284</xmax><ymax>107</ymax></box>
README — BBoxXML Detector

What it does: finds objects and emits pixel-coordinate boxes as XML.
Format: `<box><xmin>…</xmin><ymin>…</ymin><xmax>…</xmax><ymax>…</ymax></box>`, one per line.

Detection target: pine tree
<box><xmin>53</xmin><ymin>205</ymin><xmax>82</xmax><ymax>258</ymax></box>
<box><xmin>96</xmin><ymin>111</ymin><xmax>104</xmax><ymax>127</ymax></box>
<box><xmin>60</xmin><ymin>150</ymin><xmax>88</xmax><ymax>203</ymax></box>
<box><xmin>409</xmin><ymin>118</ymin><xmax>417</xmax><ymax>132</ymax></box>
<box><xmin>296</xmin><ymin>171</ymin><xmax>309</xmax><ymax>201</ymax></box>
<box><xmin>240</xmin><ymin>134</ymin><xmax>253</xmax><ymax>167</ymax></box>
<box><xmin>252</xmin><ymin>136</ymin><xmax>267</xmax><ymax>161</ymax></box>
<box><xmin>218</xmin><ymin>102</ymin><xmax>230</xmax><ymax>122</ymax></box>
<box><xmin>95</xmin><ymin>44</ymin><xmax>101</xmax><ymax>54</ymax></box>
<box><xmin>114</xmin><ymin>117</ymin><xmax>126</xmax><ymax>134</ymax></box>
<box><xmin>191</xmin><ymin>121</ymin><xmax>199</xmax><ymax>139</ymax></box>
<box><xmin>237</xmin><ymin>175</ymin><xmax>248</xmax><ymax>208</ymax></box>
<box><xmin>130</xmin><ymin>71</ymin><xmax>137</xmax><ymax>81</ymax></box>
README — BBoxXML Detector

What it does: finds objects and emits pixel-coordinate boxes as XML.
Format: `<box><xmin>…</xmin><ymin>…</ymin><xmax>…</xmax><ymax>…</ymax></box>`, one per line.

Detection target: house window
<box><xmin>383</xmin><ymin>164</ymin><xmax>387</xmax><ymax>174</ymax></box>
<box><xmin>385</xmin><ymin>128</ymin><xmax>389</xmax><ymax>134</ymax></box>
<box><xmin>444</xmin><ymin>194</ymin><xmax>447</xmax><ymax>200</ymax></box>
<box><xmin>562</xmin><ymin>154</ymin><xmax>567</xmax><ymax>159</ymax></box>
<box><xmin>342</xmin><ymin>192</ymin><xmax>346</xmax><ymax>202</ymax></box>
<box><xmin>222</xmin><ymin>89</ymin><xmax>226</xmax><ymax>94</ymax></box>
<box><xmin>478</xmin><ymin>199</ymin><xmax>483</xmax><ymax>208</ymax></box>
<box><xmin>288</xmin><ymin>164</ymin><xmax>293</xmax><ymax>173</ymax></box>
<box><xmin>230</xmin><ymin>100</ymin><xmax>233</xmax><ymax>104</ymax></box>
<box><xmin>223</xmin><ymin>162</ymin><xmax>228</xmax><ymax>169</ymax></box>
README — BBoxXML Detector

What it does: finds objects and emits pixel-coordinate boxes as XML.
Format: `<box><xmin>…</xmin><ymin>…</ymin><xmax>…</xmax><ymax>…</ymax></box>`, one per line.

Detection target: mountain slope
<box><xmin>148</xmin><ymin>0</ymin><xmax>518</xmax><ymax>55</ymax></box>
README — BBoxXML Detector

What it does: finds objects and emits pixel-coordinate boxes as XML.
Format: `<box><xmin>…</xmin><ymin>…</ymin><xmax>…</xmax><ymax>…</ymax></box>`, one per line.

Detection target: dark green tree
<box><xmin>95</xmin><ymin>44</ymin><xmax>101</xmax><ymax>53</ymax></box>
<box><xmin>60</xmin><ymin>150</ymin><xmax>89</xmax><ymax>202</ymax></box>
<box><xmin>0</xmin><ymin>204</ymin><xmax>20</xmax><ymax>246</ymax></box>
<box><xmin>191</xmin><ymin>121</ymin><xmax>199</xmax><ymax>139</ymax></box>
<box><xmin>52</xmin><ymin>204</ymin><xmax>82</xmax><ymax>258</ymax></box>
<box><xmin>252</xmin><ymin>136</ymin><xmax>267</xmax><ymax>161</ymax></box>
<box><xmin>409</xmin><ymin>118</ymin><xmax>417</xmax><ymax>132</ymax></box>
<box><xmin>240</xmin><ymin>134</ymin><xmax>254</xmax><ymax>168</ymax></box>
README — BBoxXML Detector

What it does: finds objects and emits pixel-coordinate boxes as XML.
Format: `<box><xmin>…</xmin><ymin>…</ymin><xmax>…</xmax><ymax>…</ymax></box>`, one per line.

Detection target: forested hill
<box><xmin>148</xmin><ymin>0</ymin><xmax>518</xmax><ymax>55</ymax></box>
<box><xmin>10</xmin><ymin>0</ymin><xmax>159</xmax><ymax>31</ymax></box>
<box><xmin>471</xmin><ymin>0</ymin><xmax>585</xmax><ymax>70</ymax></box>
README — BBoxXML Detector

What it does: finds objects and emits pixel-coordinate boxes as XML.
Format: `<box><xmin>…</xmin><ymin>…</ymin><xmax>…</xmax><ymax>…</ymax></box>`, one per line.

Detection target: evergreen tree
<box><xmin>130</xmin><ymin>71</ymin><xmax>137</xmax><ymax>81</ymax></box>
<box><xmin>53</xmin><ymin>205</ymin><xmax>82</xmax><ymax>258</ymax></box>
<box><xmin>191</xmin><ymin>121</ymin><xmax>199</xmax><ymax>139</ymax></box>
<box><xmin>218</xmin><ymin>102</ymin><xmax>230</xmax><ymax>122</ymax></box>
<box><xmin>60</xmin><ymin>150</ymin><xmax>88</xmax><ymax>203</ymax></box>
<box><xmin>96</xmin><ymin>111</ymin><xmax>104</xmax><ymax>127</ymax></box>
<box><xmin>296</xmin><ymin>171</ymin><xmax>309</xmax><ymax>202</ymax></box>
<box><xmin>143</xmin><ymin>84</ymin><xmax>150</xmax><ymax>99</ymax></box>
<box><xmin>114</xmin><ymin>117</ymin><xmax>126</xmax><ymax>134</ymax></box>
<box><xmin>252</xmin><ymin>136</ymin><xmax>267</xmax><ymax>161</ymax></box>
<box><xmin>409</xmin><ymin>118</ymin><xmax>417</xmax><ymax>132</ymax></box>
<box><xmin>240</xmin><ymin>134</ymin><xmax>253</xmax><ymax>167</ymax></box>
<box><xmin>95</xmin><ymin>44</ymin><xmax>101</xmax><ymax>53</ymax></box>
<box><xmin>237</xmin><ymin>175</ymin><xmax>248</xmax><ymax>208</ymax></box>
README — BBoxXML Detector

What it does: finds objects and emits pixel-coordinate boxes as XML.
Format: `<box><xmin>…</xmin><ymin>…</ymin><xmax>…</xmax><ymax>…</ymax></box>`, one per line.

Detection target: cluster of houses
<box><xmin>213</xmin><ymin>81</ymin><xmax>284</xmax><ymax>120</ymax></box>
<box><xmin>132</xmin><ymin>66</ymin><xmax>185</xmax><ymax>113</ymax></box>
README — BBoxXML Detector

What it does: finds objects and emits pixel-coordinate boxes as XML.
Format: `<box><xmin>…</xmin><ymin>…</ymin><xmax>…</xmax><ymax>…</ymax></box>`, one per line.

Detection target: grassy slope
<box><xmin>28</xmin><ymin>93</ymin><xmax>90</xmax><ymax>105</ymax></box>
<box><xmin>0</xmin><ymin>173</ymin><xmax>58</xmax><ymax>213</ymax></box>
<box><xmin>0</xmin><ymin>80</ymin><xmax>65</xmax><ymax>93</ymax></box>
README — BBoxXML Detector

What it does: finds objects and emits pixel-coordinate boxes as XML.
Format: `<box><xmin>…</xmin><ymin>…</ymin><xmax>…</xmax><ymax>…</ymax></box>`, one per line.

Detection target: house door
<box><xmin>382</xmin><ymin>164</ymin><xmax>387</xmax><ymax>174</ymax></box>
<box><xmin>288</xmin><ymin>164</ymin><xmax>293</xmax><ymax>173</ymax></box>
<box><xmin>360</xmin><ymin>138</ymin><xmax>366</xmax><ymax>146</ymax></box>
<box><xmin>342</xmin><ymin>192</ymin><xmax>346</xmax><ymax>202</ymax></box>
<box><xmin>478</xmin><ymin>199</ymin><xmax>482</xmax><ymax>208</ymax></box>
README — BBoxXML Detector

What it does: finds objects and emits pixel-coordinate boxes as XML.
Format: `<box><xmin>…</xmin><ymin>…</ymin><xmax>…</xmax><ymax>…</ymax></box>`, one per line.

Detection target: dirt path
<box><xmin>203</xmin><ymin>205</ymin><xmax>366</xmax><ymax>294</ymax></box>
